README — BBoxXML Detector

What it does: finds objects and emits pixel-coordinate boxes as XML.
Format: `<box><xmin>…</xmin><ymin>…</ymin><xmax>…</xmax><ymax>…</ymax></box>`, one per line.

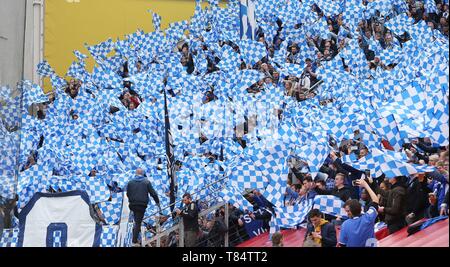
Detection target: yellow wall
<box><xmin>44</xmin><ymin>0</ymin><xmax>211</xmax><ymax>91</ymax></box>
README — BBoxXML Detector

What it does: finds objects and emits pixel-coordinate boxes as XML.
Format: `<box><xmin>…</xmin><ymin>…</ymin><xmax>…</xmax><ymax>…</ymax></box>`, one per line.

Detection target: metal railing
<box><xmin>139</xmin><ymin>175</ymin><xmax>230</xmax><ymax>247</ymax></box>
<box><xmin>143</xmin><ymin>201</ymin><xmax>229</xmax><ymax>247</ymax></box>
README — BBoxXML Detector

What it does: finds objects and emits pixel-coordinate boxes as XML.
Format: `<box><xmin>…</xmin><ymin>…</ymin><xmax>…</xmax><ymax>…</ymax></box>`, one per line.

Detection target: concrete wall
<box><xmin>0</xmin><ymin>0</ymin><xmax>27</xmax><ymax>89</ymax></box>
<box><xmin>0</xmin><ymin>0</ymin><xmax>43</xmax><ymax>91</ymax></box>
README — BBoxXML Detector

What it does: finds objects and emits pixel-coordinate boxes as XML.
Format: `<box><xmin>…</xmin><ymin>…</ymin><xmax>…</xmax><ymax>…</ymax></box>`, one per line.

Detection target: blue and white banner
<box><xmin>240</xmin><ymin>0</ymin><xmax>257</xmax><ymax>40</ymax></box>
<box><xmin>17</xmin><ymin>191</ymin><xmax>102</xmax><ymax>247</ymax></box>
<box><xmin>242</xmin><ymin>210</ymin><xmax>268</xmax><ymax>238</ymax></box>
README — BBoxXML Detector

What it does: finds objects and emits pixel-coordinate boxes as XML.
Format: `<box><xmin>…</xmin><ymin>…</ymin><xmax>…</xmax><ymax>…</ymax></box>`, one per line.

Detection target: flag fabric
<box><xmin>73</xmin><ymin>50</ymin><xmax>88</xmax><ymax>61</ymax></box>
<box><xmin>219</xmin><ymin>185</ymin><xmax>254</xmax><ymax>211</ymax></box>
<box><xmin>313</xmin><ymin>195</ymin><xmax>347</xmax><ymax>218</ymax></box>
<box><xmin>151</xmin><ymin>11</ymin><xmax>162</xmax><ymax>32</ymax></box>
<box><xmin>240</xmin><ymin>0</ymin><xmax>257</xmax><ymax>40</ymax></box>
<box><xmin>424</xmin><ymin>0</ymin><xmax>439</xmax><ymax>14</ymax></box>
<box><xmin>36</xmin><ymin>60</ymin><xmax>55</xmax><ymax>77</ymax></box>
<box><xmin>296</xmin><ymin>143</ymin><xmax>330</xmax><ymax>179</ymax></box>
<box><xmin>97</xmin><ymin>192</ymin><xmax>124</xmax><ymax>225</ymax></box>
<box><xmin>22</xmin><ymin>81</ymin><xmax>49</xmax><ymax>109</ymax></box>
<box><xmin>270</xmin><ymin>198</ymin><xmax>313</xmax><ymax>230</ymax></box>
<box><xmin>6</xmin><ymin>0</ymin><xmax>450</xmax><ymax>248</ymax></box>
<box><xmin>91</xmin><ymin>67</ymin><xmax>123</xmax><ymax>89</ymax></box>
<box><xmin>228</xmin><ymin>156</ymin><xmax>268</xmax><ymax>190</ymax></box>
<box><xmin>85</xmin><ymin>38</ymin><xmax>115</xmax><ymax>63</ymax></box>
<box><xmin>100</xmin><ymin>225</ymin><xmax>119</xmax><ymax>247</ymax></box>
<box><xmin>372</xmin><ymin>148</ymin><xmax>419</xmax><ymax>178</ymax></box>
<box><xmin>239</xmin><ymin>39</ymin><xmax>267</xmax><ymax>66</ymax></box>
<box><xmin>369</xmin><ymin>114</ymin><xmax>404</xmax><ymax>151</ymax></box>
<box><xmin>0</xmin><ymin>228</ymin><xmax>19</xmax><ymax>247</ymax></box>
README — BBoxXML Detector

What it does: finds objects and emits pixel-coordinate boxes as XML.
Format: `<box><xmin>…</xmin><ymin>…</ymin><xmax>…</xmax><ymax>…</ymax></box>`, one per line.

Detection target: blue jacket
<box><xmin>428</xmin><ymin>171</ymin><xmax>448</xmax><ymax>208</ymax></box>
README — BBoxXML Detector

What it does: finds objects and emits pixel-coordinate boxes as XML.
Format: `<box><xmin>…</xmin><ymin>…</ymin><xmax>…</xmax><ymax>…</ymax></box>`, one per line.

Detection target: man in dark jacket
<box><xmin>175</xmin><ymin>193</ymin><xmax>199</xmax><ymax>247</ymax></box>
<box><xmin>126</xmin><ymin>168</ymin><xmax>161</xmax><ymax>247</ymax></box>
<box><xmin>206</xmin><ymin>216</ymin><xmax>228</xmax><ymax>247</ymax></box>
<box><xmin>304</xmin><ymin>209</ymin><xmax>337</xmax><ymax>247</ymax></box>
<box><xmin>377</xmin><ymin>176</ymin><xmax>407</xmax><ymax>234</ymax></box>
<box><xmin>405</xmin><ymin>173</ymin><xmax>431</xmax><ymax>225</ymax></box>
<box><xmin>332</xmin><ymin>173</ymin><xmax>353</xmax><ymax>202</ymax></box>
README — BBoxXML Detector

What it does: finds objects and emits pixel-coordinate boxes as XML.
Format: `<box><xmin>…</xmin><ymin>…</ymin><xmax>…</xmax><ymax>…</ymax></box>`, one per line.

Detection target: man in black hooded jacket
<box><xmin>126</xmin><ymin>168</ymin><xmax>161</xmax><ymax>247</ymax></box>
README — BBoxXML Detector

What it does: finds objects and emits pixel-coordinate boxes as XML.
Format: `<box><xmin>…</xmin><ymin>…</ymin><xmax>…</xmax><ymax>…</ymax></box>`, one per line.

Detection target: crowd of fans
<box><xmin>1</xmin><ymin>0</ymin><xmax>449</xmax><ymax>247</ymax></box>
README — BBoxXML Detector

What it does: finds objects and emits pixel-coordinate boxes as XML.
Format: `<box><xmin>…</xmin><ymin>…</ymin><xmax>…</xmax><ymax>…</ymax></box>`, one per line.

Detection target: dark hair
<box><xmin>304</xmin><ymin>176</ymin><xmax>313</xmax><ymax>183</ymax></box>
<box><xmin>316</xmin><ymin>180</ymin><xmax>326</xmax><ymax>187</ymax></box>
<box><xmin>182</xmin><ymin>193</ymin><xmax>192</xmax><ymax>199</ymax></box>
<box><xmin>344</xmin><ymin>199</ymin><xmax>362</xmax><ymax>216</ymax></box>
<box><xmin>308</xmin><ymin>209</ymin><xmax>322</xmax><ymax>219</ymax></box>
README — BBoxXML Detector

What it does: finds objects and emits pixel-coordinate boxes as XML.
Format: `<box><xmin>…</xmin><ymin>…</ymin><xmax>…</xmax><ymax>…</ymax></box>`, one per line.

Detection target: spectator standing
<box><xmin>175</xmin><ymin>193</ymin><xmax>200</xmax><ymax>247</ymax></box>
<box><xmin>405</xmin><ymin>173</ymin><xmax>431</xmax><ymax>225</ymax></box>
<box><xmin>332</xmin><ymin>173</ymin><xmax>353</xmax><ymax>202</ymax></box>
<box><xmin>377</xmin><ymin>176</ymin><xmax>407</xmax><ymax>234</ymax></box>
<box><xmin>206</xmin><ymin>216</ymin><xmax>228</xmax><ymax>247</ymax></box>
<box><xmin>339</xmin><ymin>178</ymin><xmax>379</xmax><ymax>247</ymax></box>
<box><xmin>126</xmin><ymin>168</ymin><xmax>161</xmax><ymax>247</ymax></box>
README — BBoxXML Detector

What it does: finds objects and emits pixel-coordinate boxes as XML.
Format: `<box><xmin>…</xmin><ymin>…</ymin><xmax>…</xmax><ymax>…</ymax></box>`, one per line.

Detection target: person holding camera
<box><xmin>175</xmin><ymin>193</ymin><xmax>199</xmax><ymax>247</ymax></box>
<box><xmin>338</xmin><ymin>178</ymin><xmax>379</xmax><ymax>247</ymax></box>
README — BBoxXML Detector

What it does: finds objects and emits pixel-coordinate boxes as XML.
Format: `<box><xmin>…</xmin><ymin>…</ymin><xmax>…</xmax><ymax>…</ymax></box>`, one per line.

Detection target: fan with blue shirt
<box><xmin>338</xmin><ymin>178</ymin><xmax>380</xmax><ymax>247</ymax></box>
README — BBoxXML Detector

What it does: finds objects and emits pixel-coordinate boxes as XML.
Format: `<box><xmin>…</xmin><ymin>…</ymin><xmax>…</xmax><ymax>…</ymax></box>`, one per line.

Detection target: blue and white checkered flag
<box><xmin>411</xmin><ymin>164</ymin><xmax>436</xmax><ymax>173</ymax></box>
<box><xmin>229</xmin><ymin>155</ymin><xmax>269</xmax><ymax>190</ymax></box>
<box><xmin>66</xmin><ymin>61</ymin><xmax>85</xmax><ymax>80</ymax></box>
<box><xmin>37</xmin><ymin>60</ymin><xmax>55</xmax><ymax>77</ymax></box>
<box><xmin>341</xmin><ymin>150</ymin><xmax>383</xmax><ymax>178</ymax></box>
<box><xmin>0</xmin><ymin>228</ymin><xmax>19</xmax><ymax>247</ymax></box>
<box><xmin>369</xmin><ymin>114</ymin><xmax>404</xmax><ymax>151</ymax></box>
<box><xmin>219</xmin><ymin>185</ymin><xmax>253</xmax><ymax>212</ymax></box>
<box><xmin>366</xmin><ymin>0</ymin><xmax>394</xmax><ymax>18</ymax></box>
<box><xmin>97</xmin><ymin>192</ymin><xmax>124</xmax><ymax>225</ymax></box>
<box><xmin>239</xmin><ymin>39</ymin><xmax>267</xmax><ymax>66</ymax></box>
<box><xmin>0</xmin><ymin>85</ymin><xmax>11</xmax><ymax>101</ymax></box>
<box><xmin>384</xmin><ymin>13</ymin><xmax>414</xmax><ymax>35</ymax></box>
<box><xmin>315</xmin><ymin>0</ymin><xmax>341</xmax><ymax>17</ymax></box>
<box><xmin>79</xmin><ymin>175</ymin><xmax>111</xmax><ymax>204</ymax></box>
<box><xmin>371</xmin><ymin>148</ymin><xmax>418</xmax><ymax>178</ymax></box>
<box><xmin>392</xmin><ymin>0</ymin><xmax>409</xmax><ymax>13</ymax></box>
<box><xmin>50</xmin><ymin>74</ymin><xmax>68</xmax><ymax>92</ymax></box>
<box><xmin>17</xmin><ymin>164</ymin><xmax>52</xmax><ymax>210</ymax></box>
<box><xmin>313</xmin><ymin>195</ymin><xmax>347</xmax><ymax>218</ymax></box>
<box><xmin>91</xmin><ymin>66</ymin><xmax>123</xmax><ymax>89</ymax></box>
<box><xmin>270</xmin><ymin>198</ymin><xmax>313</xmax><ymax>230</ymax></box>
<box><xmin>378</xmin><ymin>46</ymin><xmax>404</xmax><ymax>66</ymax></box>
<box><xmin>378</xmin><ymin>81</ymin><xmax>428</xmax><ymax>122</ymax></box>
<box><xmin>342</xmin><ymin>0</ymin><xmax>365</xmax><ymax>27</ymax></box>
<box><xmin>148</xmin><ymin>10</ymin><xmax>162</xmax><ymax>32</ymax></box>
<box><xmin>321</xmin><ymin>111</ymin><xmax>355</xmax><ymax>143</ymax></box>
<box><xmin>424</xmin><ymin>0</ymin><xmax>439</xmax><ymax>14</ymax></box>
<box><xmin>296</xmin><ymin>143</ymin><xmax>330</xmax><ymax>179</ymax></box>
<box><xmin>22</xmin><ymin>81</ymin><xmax>49</xmax><ymax>109</ymax></box>
<box><xmin>251</xmin><ymin>142</ymin><xmax>291</xmax><ymax>207</ymax></box>
<box><xmin>85</xmin><ymin>38</ymin><xmax>115</xmax><ymax>63</ymax></box>
<box><xmin>100</xmin><ymin>225</ymin><xmax>119</xmax><ymax>247</ymax></box>
<box><xmin>73</xmin><ymin>50</ymin><xmax>88</xmax><ymax>61</ymax></box>
<box><xmin>217</xmin><ymin>46</ymin><xmax>241</xmax><ymax>72</ymax></box>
